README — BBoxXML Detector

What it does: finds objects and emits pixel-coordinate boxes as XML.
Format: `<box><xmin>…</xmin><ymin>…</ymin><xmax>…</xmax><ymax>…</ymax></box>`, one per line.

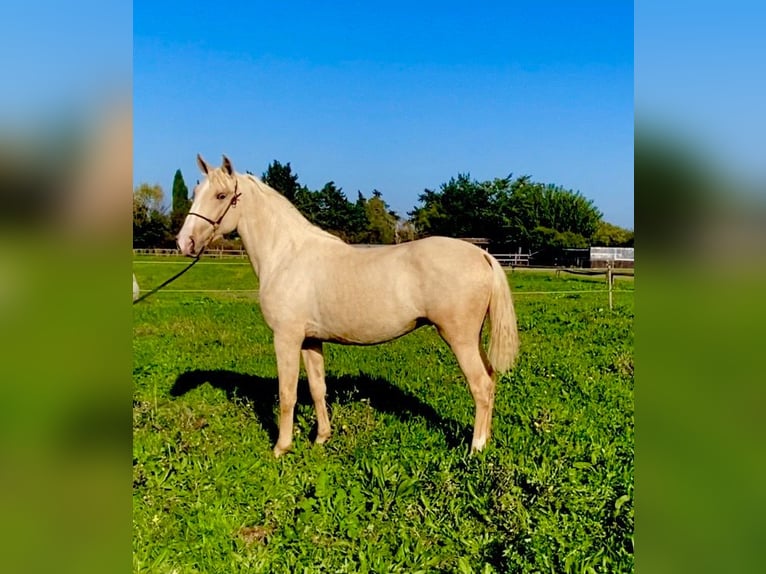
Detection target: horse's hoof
<box><xmin>470</xmin><ymin>436</ymin><xmax>488</xmax><ymax>454</ymax></box>
<box><xmin>315</xmin><ymin>433</ymin><xmax>331</xmax><ymax>445</ymax></box>
<box><xmin>273</xmin><ymin>444</ymin><xmax>292</xmax><ymax>458</ymax></box>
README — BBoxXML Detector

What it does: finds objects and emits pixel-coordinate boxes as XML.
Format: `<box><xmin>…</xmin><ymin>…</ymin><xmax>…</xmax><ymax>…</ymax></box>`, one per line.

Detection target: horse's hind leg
<box><xmin>301</xmin><ymin>340</ymin><xmax>331</xmax><ymax>444</ymax></box>
<box><xmin>479</xmin><ymin>347</ymin><xmax>496</xmax><ymax>441</ymax></box>
<box><xmin>440</xmin><ymin>327</ymin><xmax>495</xmax><ymax>452</ymax></box>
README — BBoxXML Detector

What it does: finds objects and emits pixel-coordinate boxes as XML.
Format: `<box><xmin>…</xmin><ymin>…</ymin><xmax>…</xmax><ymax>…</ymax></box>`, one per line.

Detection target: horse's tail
<box><xmin>484</xmin><ymin>253</ymin><xmax>519</xmax><ymax>375</ymax></box>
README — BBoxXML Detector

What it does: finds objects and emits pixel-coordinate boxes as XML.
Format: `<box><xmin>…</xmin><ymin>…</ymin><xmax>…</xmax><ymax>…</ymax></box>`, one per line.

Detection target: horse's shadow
<box><xmin>170</xmin><ymin>369</ymin><xmax>470</xmax><ymax>449</ymax></box>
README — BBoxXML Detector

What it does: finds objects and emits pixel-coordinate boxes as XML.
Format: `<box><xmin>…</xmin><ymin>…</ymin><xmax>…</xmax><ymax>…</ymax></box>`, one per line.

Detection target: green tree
<box><xmin>409</xmin><ymin>173</ymin><xmax>505</xmax><ymax>240</ymax></box>
<box><xmin>134</xmin><ymin>182</ymin><xmax>164</xmax><ymax>214</ymax></box>
<box><xmin>365</xmin><ymin>190</ymin><xmax>397</xmax><ymax>244</ymax></box>
<box><xmin>409</xmin><ymin>172</ymin><xmax>602</xmax><ymax>253</ymax></box>
<box><xmin>261</xmin><ymin>161</ymin><xmax>337</xmax><ymax>236</ymax></box>
<box><xmin>288</xmin><ymin>185</ymin><xmax>369</xmax><ymax>242</ymax></box>
<box><xmin>293</xmin><ymin>185</ymin><xmax>322</xmax><ymax>224</ymax></box>
<box><xmin>591</xmin><ymin>220</ymin><xmax>634</xmax><ymax>247</ymax></box>
<box><xmin>133</xmin><ymin>183</ymin><xmax>173</xmax><ymax>248</ymax></box>
<box><xmin>346</xmin><ymin>191</ymin><xmax>371</xmax><ymax>243</ymax></box>
<box><xmin>528</xmin><ymin>227</ymin><xmax>590</xmax><ymax>251</ymax></box>
<box><xmin>409</xmin><ymin>188</ymin><xmax>446</xmax><ymax>237</ymax></box>
<box><xmin>170</xmin><ymin>169</ymin><xmax>191</xmax><ymax>233</ymax></box>
<box><xmin>313</xmin><ymin>182</ymin><xmax>361</xmax><ymax>241</ymax></box>
<box><xmin>263</xmin><ymin>160</ymin><xmax>301</xmax><ymax>202</ymax></box>
<box><xmin>498</xmin><ymin>178</ymin><xmax>602</xmax><ymax>250</ymax></box>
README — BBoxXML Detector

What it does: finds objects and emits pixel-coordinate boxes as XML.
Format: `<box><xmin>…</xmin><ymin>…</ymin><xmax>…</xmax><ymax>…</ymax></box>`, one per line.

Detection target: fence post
<box><xmin>607</xmin><ymin>262</ymin><xmax>613</xmax><ymax>311</ymax></box>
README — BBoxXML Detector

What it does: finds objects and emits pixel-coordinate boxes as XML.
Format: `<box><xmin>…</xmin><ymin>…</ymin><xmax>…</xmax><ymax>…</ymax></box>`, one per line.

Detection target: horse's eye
<box><xmin>216</xmin><ymin>192</ymin><xmax>227</xmax><ymax>200</ymax></box>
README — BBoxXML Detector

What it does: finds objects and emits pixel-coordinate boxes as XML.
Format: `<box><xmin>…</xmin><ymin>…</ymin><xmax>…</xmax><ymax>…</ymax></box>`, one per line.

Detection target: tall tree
<box><xmin>346</xmin><ymin>191</ymin><xmax>371</xmax><ymax>243</ymax></box>
<box><xmin>293</xmin><ymin>185</ymin><xmax>322</xmax><ymax>224</ymax></box>
<box><xmin>263</xmin><ymin>160</ymin><xmax>301</xmax><ymax>202</ymax></box>
<box><xmin>409</xmin><ymin>188</ymin><xmax>446</xmax><ymax>237</ymax></box>
<box><xmin>365</xmin><ymin>190</ymin><xmax>397</xmax><ymax>244</ymax></box>
<box><xmin>313</xmin><ymin>182</ymin><xmax>360</xmax><ymax>240</ymax></box>
<box><xmin>170</xmin><ymin>169</ymin><xmax>191</xmax><ymax>232</ymax></box>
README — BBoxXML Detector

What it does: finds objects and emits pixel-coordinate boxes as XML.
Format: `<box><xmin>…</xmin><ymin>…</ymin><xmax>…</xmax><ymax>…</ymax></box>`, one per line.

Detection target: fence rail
<box><xmin>492</xmin><ymin>253</ymin><xmax>531</xmax><ymax>267</ymax></box>
<box><xmin>133</xmin><ymin>248</ymin><xmax>248</xmax><ymax>258</ymax></box>
<box><xmin>132</xmin><ymin>250</ymin><xmax>634</xmax><ymax>276</ymax></box>
<box><xmin>132</xmin><ymin>248</ymin><xmax>535</xmax><ymax>264</ymax></box>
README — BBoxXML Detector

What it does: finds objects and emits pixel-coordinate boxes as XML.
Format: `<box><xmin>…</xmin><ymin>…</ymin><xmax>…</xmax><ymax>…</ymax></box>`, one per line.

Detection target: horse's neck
<box><xmin>236</xmin><ymin>176</ymin><xmax>338</xmax><ymax>279</ymax></box>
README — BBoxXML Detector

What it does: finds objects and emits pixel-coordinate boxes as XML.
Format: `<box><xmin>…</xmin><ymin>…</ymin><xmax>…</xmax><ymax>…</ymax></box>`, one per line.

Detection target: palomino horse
<box><xmin>177</xmin><ymin>155</ymin><xmax>519</xmax><ymax>457</ymax></box>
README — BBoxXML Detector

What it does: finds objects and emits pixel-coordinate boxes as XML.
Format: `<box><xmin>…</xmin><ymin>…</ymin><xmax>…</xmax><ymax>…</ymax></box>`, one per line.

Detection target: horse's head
<box><xmin>177</xmin><ymin>154</ymin><xmax>242</xmax><ymax>257</ymax></box>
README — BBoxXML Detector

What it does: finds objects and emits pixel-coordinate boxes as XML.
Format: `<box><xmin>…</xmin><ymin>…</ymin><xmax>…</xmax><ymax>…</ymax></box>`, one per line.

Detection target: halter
<box><xmin>135</xmin><ymin>180</ymin><xmax>241</xmax><ymax>306</ymax></box>
<box><xmin>187</xmin><ymin>178</ymin><xmax>241</xmax><ymax>232</ymax></box>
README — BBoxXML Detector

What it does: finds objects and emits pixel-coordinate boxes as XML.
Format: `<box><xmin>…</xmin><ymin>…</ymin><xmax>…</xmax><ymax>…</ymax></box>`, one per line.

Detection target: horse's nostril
<box><xmin>176</xmin><ymin>235</ymin><xmax>196</xmax><ymax>256</ymax></box>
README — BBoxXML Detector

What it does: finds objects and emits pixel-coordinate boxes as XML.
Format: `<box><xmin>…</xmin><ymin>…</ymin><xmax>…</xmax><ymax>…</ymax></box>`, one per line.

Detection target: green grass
<box><xmin>133</xmin><ymin>257</ymin><xmax>633</xmax><ymax>573</ymax></box>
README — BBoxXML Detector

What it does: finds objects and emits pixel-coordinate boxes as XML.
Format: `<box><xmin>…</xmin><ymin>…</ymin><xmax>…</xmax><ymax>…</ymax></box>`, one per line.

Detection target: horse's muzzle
<box><xmin>176</xmin><ymin>234</ymin><xmax>196</xmax><ymax>257</ymax></box>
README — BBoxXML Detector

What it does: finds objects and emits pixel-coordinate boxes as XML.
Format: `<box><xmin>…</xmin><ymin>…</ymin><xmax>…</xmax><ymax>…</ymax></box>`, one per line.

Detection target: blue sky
<box><xmin>0</xmin><ymin>0</ymin><xmax>130</xmax><ymax>124</ymax></box>
<box><xmin>636</xmin><ymin>2</ymin><xmax>766</xmax><ymax>188</ymax></box>
<box><xmin>134</xmin><ymin>2</ymin><xmax>633</xmax><ymax>228</ymax></box>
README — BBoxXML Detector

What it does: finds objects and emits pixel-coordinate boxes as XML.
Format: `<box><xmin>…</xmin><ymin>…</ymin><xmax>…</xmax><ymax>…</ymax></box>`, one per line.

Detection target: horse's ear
<box><xmin>196</xmin><ymin>154</ymin><xmax>210</xmax><ymax>175</ymax></box>
<box><xmin>221</xmin><ymin>155</ymin><xmax>234</xmax><ymax>176</ymax></box>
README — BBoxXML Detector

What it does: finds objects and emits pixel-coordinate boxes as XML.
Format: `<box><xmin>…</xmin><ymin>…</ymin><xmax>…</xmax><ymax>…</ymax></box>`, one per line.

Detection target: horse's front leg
<box><xmin>273</xmin><ymin>332</ymin><xmax>302</xmax><ymax>458</ymax></box>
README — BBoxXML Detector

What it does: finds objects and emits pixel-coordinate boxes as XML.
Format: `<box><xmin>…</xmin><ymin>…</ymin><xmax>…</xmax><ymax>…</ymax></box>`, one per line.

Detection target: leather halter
<box><xmin>134</xmin><ymin>180</ymin><xmax>241</xmax><ymax>305</ymax></box>
<box><xmin>188</xmin><ymin>179</ymin><xmax>241</xmax><ymax>232</ymax></box>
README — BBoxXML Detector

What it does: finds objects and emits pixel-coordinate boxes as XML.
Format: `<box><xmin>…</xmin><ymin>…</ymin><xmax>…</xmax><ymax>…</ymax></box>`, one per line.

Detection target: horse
<box><xmin>177</xmin><ymin>155</ymin><xmax>519</xmax><ymax>457</ymax></box>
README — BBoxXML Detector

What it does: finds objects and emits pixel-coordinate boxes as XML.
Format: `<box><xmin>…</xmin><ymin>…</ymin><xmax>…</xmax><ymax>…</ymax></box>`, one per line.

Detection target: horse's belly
<box><xmin>307</xmin><ymin>315</ymin><xmax>424</xmax><ymax>345</ymax></box>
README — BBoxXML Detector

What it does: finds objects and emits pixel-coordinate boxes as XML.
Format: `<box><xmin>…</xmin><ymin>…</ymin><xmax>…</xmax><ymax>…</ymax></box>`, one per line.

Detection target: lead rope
<box><xmin>133</xmin><ymin>253</ymin><xmax>203</xmax><ymax>305</ymax></box>
<box><xmin>134</xmin><ymin>179</ymin><xmax>241</xmax><ymax>305</ymax></box>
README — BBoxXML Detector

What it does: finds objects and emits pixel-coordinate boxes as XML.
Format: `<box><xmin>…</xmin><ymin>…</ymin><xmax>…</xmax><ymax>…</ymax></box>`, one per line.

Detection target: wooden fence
<box><xmin>492</xmin><ymin>253</ymin><xmax>531</xmax><ymax>267</ymax></box>
<box><xmin>133</xmin><ymin>247</ymin><xmax>535</xmax><ymax>264</ymax></box>
<box><xmin>133</xmin><ymin>251</ymin><xmax>632</xmax><ymax>310</ymax></box>
<box><xmin>133</xmin><ymin>248</ymin><xmax>248</xmax><ymax>258</ymax></box>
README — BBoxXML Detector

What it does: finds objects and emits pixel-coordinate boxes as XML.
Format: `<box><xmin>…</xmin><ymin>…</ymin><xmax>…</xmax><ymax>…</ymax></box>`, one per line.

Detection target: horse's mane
<box><xmin>244</xmin><ymin>174</ymin><xmax>345</xmax><ymax>243</ymax></box>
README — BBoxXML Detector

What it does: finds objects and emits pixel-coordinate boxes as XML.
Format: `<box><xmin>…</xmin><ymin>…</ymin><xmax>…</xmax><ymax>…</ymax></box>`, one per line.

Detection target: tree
<box><xmin>497</xmin><ymin>178</ymin><xmax>602</xmax><ymax>250</ymax></box>
<box><xmin>409</xmin><ymin>172</ymin><xmax>603</xmax><ymax>253</ymax></box>
<box><xmin>133</xmin><ymin>183</ymin><xmax>173</xmax><ymax>248</ymax></box>
<box><xmin>591</xmin><ymin>221</ymin><xmax>634</xmax><ymax>247</ymax></box>
<box><xmin>409</xmin><ymin>173</ymin><xmax>505</xmax><ymax>240</ymax></box>
<box><xmin>409</xmin><ymin>188</ymin><xmax>447</xmax><ymax>237</ymax></box>
<box><xmin>134</xmin><ymin>182</ymin><xmax>164</xmax><ymax>215</ymax></box>
<box><xmin>313</xmin><ymin>182</ymin><xmax>362</xmax><ymax>241</ymax></box>
<box><xmin>261</xmin><ymin>161</ymin><xmax>339</xmax><ymax>235</ymax></box>
<box><xmin>170</xmin><ymin>169</ymin><xmax>191</xmax><ymax>233</ymax></box>
<box><xmin>293</xmin><ymin>185</ymin><xmax>322</xmax><ymax>224</ymax></box>
<box><xmin>346</xmin><ymin>191</ymin><xmax>371</xmax><ymax>243</ymax></box>
<box><xmin>259</xmin><ymin>160</ymin><xmax>402</xmax><ymax>244</ymax></box>
<box><xmin>364</xmin><ymin>190</ymin><xmax>397</xmax><ymax>244</ymax></box>
<box><xmin>263</xmin><ymin>160</ymin><xmax>301</xmax><ymax>202</ymax></box>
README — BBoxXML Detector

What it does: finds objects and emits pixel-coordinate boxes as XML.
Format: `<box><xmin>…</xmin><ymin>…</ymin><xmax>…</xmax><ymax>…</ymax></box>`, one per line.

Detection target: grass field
<box><xmin>133</xmin><ymin>256</ymin><xmax>634</xmax><ymax>573</ymax></box>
